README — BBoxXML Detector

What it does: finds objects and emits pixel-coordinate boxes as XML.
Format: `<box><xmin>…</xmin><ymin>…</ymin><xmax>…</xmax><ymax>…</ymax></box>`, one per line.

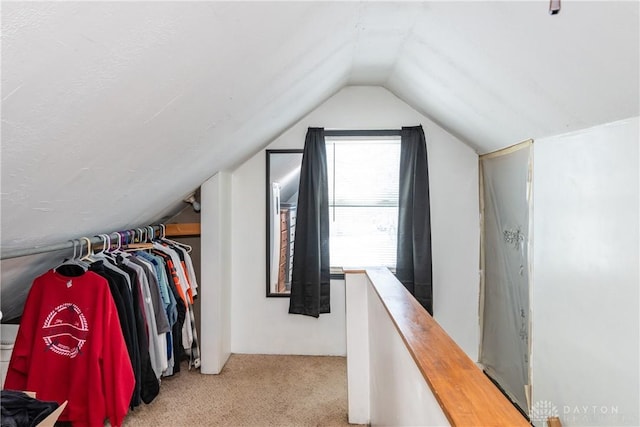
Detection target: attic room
<box><xmin>1</xmin><ymin>1</ymin><xmax>638</xmax><ymax>426</ymax></box>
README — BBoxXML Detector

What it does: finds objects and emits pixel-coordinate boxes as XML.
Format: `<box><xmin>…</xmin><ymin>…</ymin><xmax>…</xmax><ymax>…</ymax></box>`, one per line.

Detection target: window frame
<box><xmin>325</xmin><ymin>129</ymin><xmax>402</xmax><ymax>277</ymax></box>
<box><xmin>265</xmin><ymin>130</ymin><xmax>402</xmax><ymax>290</ymax></box>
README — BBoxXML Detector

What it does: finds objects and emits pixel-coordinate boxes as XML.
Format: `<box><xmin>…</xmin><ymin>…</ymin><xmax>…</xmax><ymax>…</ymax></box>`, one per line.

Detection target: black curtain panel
<box><xmin>288</xmin><ymin>127</ymin><xmax>330</xmax><ymax>318</ymax></box>
<box><xmin>396</xmin><ymin>125</ymin><xmax>433</xmax><ymax>315</ymax></box>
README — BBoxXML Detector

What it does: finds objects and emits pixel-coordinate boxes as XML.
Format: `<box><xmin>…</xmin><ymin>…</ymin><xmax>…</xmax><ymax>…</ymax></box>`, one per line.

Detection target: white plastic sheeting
<box><xmin>480</xmin><ymin>143</ymin><xmax>532</xmax><ymax>413</ymax></box>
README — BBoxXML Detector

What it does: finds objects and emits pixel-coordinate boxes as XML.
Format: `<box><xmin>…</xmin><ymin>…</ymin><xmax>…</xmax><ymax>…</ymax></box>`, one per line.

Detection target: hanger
<box><xmin>54</xmin><ymin>239</ymin><xmax>89</xmax><ymax>273</ymax></box>
<box><xmin>124</xmin><ymin>229</ymin><xmax>153</xmax><ymax>251</ymax></box>
<box><xmin>161</xmin><ymin>237</ymin><xmax>192</xmax><ymax>254</ymax></box>
<box><xmin>112</xmin><ymin>232</ymin><xmax>123</xmax><ymax>253</ymax></box>
<box><xmin>79</xmin><ymin>237</ymin><xmax>96</xmax><ymax>262</ymax></box>
<box><xmin>94</xmin><ymin>234</ymin><xmax>116</xmax><ymax>261</ymax></box>
<box><xmin>158</xmin><ymin>224</ymin><xmax>193</xmax><ymax>253</ymax></box>
<box><xmin>70</xmin><ymin>239</ymin><xmax>78</xmax><ymax>260</ymax></box>
<box><xmin>102</xmin><ymin>234</ymin><xmax>111</xmax><ymax>253</ymax></box>
<box><xmin>137</xmin><ymin>228</ymin><xmax>146</xmax><ymax>244</ymax></box>
<box><xmin>68</xmin><ymin>240</ymin><xmax>86</xmax><ymax>266</ymax></box>
<box><xmin>120</xmin><ymin>231</ymin><xmax>129</xmax><ymax>247</ymax></box>
<box><xmin>125</xmin><ymin>242</ymin><xmax>154</xmax><ymax>251</ymax></box>
<box><xmin>125</xmin><ymin>230</ymin><xmax>134</xmax><ymax>246</ymax></box>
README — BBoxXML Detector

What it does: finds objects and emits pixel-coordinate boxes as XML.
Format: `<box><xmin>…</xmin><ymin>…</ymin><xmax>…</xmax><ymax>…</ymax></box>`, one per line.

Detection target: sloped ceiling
<box><xmin>1</xmin><ymin>1</ymin><xmax>638</xmax><ymax>255</ymax></box>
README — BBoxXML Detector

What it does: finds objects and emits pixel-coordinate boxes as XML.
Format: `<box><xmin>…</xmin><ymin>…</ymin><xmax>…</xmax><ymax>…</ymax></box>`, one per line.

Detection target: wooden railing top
<box><xmin>361</xmin><ymin>267</ymin><xmax>529</xmax><ymax>427</ymax></box>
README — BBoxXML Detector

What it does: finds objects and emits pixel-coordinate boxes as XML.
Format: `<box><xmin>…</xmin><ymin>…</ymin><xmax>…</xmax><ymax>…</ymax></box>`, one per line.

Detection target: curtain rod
<box><xmin>324</xmin><ymin>129</ymin><xmax>401</xmax><ymax>137</ymax></box>
<box><xmin>0</xmin><ymin>225</ymin><xmax>164</xmax><ymax>260</ymax></box>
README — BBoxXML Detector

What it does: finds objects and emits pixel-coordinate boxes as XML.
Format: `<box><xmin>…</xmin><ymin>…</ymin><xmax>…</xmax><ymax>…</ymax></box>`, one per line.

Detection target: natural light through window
<box><xmin>326</xmin><ymin>136</ymin><xmax>400</xmax><ymax>268</ymax></box>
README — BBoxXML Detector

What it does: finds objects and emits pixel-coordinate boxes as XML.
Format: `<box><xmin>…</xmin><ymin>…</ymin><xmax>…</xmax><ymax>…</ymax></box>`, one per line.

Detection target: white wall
<box><xmin>367</xmin><ymin>276</ymin><xmax>449</xmax><ymax>426</ymax></box>
<box><xmin>230</xmin><ymin>152</ymin><xmax>347</xmax><ymax>355</ymax></box>
<box><xmin>531</xmin><ymin>117</ymin><xmax>639</xmax><ymax>426</ymax></box>
<box><xmin>344</xmin><ymin>272</ymin><xmax>449</xmax><ymax>426</ymax></box>
<box><xmin>344</xmin><ymin>273</ymin><xmax>371</xmax><ymax>424</ymax></box>
<box><xmin>230</xmin><ymin>86</ymin><xmax>480</xmax><ymax>358</ymax></box>
<box><xmin>200</xmin><ymin>172</ymin><xmax>232</xmax><ymax>373</ymax></box>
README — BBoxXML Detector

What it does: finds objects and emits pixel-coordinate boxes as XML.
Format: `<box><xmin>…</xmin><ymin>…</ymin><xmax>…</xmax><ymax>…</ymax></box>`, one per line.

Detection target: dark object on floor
<box><xmin>0</xmin><ymin>390</ymin><xmax>59</xmax><ymax>427</ymax></box>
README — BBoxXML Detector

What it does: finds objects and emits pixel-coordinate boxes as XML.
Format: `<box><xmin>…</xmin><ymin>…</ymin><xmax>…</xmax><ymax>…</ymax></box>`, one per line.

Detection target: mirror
<box><xmin>266</xmin><ymin>149</ymin><xmax>303</xmax><ymax>297</ymax></box>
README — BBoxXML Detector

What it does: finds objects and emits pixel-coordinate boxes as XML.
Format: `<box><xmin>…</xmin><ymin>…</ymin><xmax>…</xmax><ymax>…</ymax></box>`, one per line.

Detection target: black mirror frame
<box><xmin>265</xmin><ymin>149</ymin><xmax>304</xmax><ymax>297</ymax></box>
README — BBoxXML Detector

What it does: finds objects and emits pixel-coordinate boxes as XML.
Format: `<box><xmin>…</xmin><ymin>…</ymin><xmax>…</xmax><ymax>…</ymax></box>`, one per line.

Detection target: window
<box><xmin>326</xmin><ymin>135</ymin><xmax>400</xmax><ymax>268</ymax></box>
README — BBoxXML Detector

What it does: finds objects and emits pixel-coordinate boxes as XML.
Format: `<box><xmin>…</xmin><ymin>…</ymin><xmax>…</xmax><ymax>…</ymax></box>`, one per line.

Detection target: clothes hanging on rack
<box><xmin>88</xmin><ymin>260</ymin><xmax>142</xmax><ymax>407</ymax></box>
<box><xmin>4</xmin><ymin>269</ymin><xmax>134</xmax><ymax>427</ymax></box>
<box><xmin>90</xmin><ymin>241</ymin><xmax>200</xmax><ymax>380</ymax></box>
<box><xmin>4</xmin><ymin>230</ymin><xmax>201</xmax><ymax>426</ymax></box>
<box><xmin>123</xmin><ymin>257</ymin><xmax>169</xmax><ymax>380</ymax></box>
<box><xmin>88</xmin><ymin>259</ymin><xmax>159</xmax><ymax>407</ymax></box>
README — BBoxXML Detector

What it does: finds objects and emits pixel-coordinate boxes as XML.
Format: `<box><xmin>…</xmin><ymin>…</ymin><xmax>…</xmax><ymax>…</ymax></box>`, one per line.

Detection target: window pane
<box><xmin>326</xmin><ymin>138</ymin><xmax>400</xmax><ymax>268</ymax></box>
<box><xmin>330</xmin><ymin>206</ymin><xmax>398</xmax><ymax>267</ymax></box>
<box><xmin>327</xmin><ymin>140</ymin><xmax>400</xmax><ymax>207</ymax></box>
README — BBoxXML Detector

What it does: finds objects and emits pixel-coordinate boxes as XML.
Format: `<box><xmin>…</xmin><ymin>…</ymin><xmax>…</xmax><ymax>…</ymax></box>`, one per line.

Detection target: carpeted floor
<box><xmin>123</xmin><ymin>354</ymin><xmax>357</xmax><ymax>427</ymax></box>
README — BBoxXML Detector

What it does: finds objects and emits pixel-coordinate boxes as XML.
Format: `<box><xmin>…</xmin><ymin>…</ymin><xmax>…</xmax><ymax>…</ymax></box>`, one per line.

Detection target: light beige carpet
<box><xmin>123</xmin><ymin>354</ymin><xmax>358</xmax><ymax>427</ymax></box>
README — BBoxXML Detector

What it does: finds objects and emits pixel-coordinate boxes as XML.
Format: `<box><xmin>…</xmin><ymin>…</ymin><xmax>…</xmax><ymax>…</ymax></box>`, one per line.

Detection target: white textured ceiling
<box><xmin>1</xmin><ymin>1</ymin><xmax>638</xmax><ymax>253</ymax></box>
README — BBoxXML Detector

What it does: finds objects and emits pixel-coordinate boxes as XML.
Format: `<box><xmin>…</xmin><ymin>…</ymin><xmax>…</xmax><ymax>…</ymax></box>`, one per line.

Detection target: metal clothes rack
<box><xmin>0</xmin><ymin>224</ymin><xmax>164</xmax><ymax>260</ymax></box>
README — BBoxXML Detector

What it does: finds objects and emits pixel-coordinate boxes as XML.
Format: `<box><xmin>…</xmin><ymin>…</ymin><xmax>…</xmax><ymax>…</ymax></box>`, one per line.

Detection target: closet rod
<box><xmin>0</xmin><ymin>225</ymin><xmax>163</xmax><ymax>260</ymax></box>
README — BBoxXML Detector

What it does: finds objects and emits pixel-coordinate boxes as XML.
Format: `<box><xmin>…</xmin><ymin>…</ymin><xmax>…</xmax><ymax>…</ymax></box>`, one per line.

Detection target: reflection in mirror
<box><xmin>266</xmin><ymin>149</ymin><xmax>303</xmax><ymax>297</ymax></box>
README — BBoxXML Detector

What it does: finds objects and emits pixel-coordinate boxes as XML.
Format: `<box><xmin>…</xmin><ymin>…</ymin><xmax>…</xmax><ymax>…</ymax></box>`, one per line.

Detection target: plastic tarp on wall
<box><xmin>480</xmin><ymin>143</ymin><xmax>532</xmax><ymax>413</ymax></box>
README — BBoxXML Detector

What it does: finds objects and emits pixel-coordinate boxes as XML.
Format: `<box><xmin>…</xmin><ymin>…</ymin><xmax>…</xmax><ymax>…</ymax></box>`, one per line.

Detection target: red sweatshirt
<box><xmin>4</xmin><ymin>269</ymin><xmax>134</xmax><ymax>427</ymax></box>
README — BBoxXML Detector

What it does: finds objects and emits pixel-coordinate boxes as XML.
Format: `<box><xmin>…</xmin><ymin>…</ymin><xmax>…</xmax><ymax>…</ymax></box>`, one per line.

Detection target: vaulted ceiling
<box><xmin>2</xmin><ymin>1</ymin><xmax>638</xmax><ymax>254</ymax></box>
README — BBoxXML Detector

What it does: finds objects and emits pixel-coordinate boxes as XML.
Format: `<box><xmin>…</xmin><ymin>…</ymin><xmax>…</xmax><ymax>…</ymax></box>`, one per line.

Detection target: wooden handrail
<box><xmin>364</xmin><ymin>267</ymin><xmax>528</xmax><ymax>427</ymax></box>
